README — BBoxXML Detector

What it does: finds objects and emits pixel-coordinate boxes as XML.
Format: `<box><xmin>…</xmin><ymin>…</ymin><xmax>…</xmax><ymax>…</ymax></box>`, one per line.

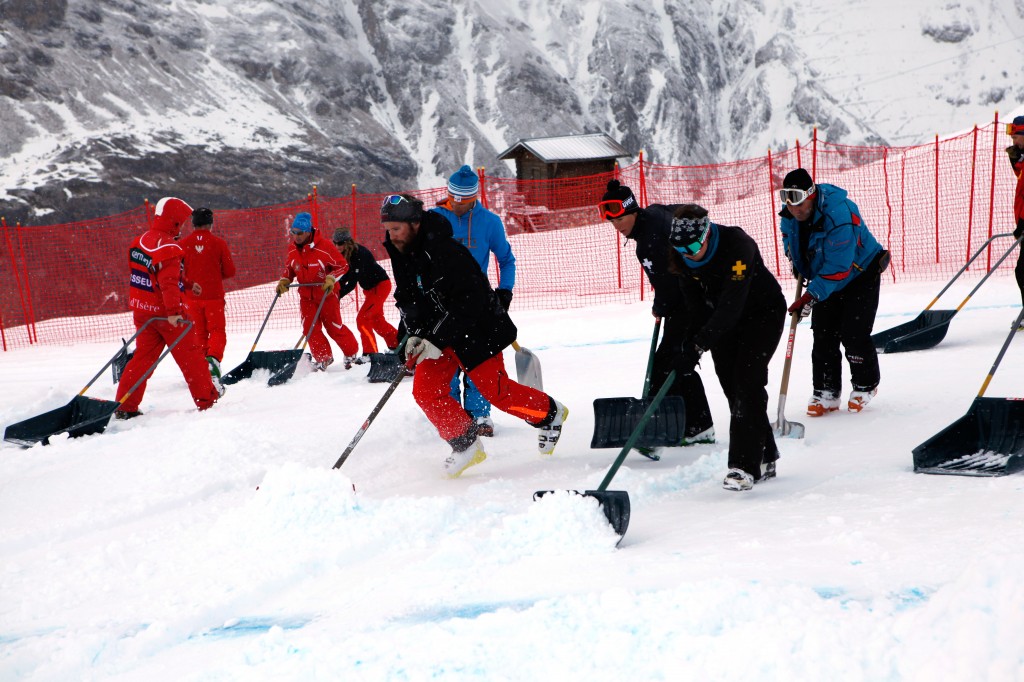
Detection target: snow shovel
<box><xmin>872</xmin><ymin>234</ymin><xmax>1020</xmax><ymax>354</ymax></box>
<box><xmin>772</xmin><ymin>280</ymin><xmax>806</xmax><ymax>439</ymax></box>
<box><xmin>267</xmin><ymin>287</ymin><xmax>331</xmax><ymax>387</ymax></box>
<box><xmin>912</xmin><ymin>308</ymin><xmax>1024</xmax><ymax>476</ymax></box>
<box><xmin>512</xmin><ymin>340</ymin><xmax>542</xmax><ymax>390</ymax></box>
<box><xmin>111</xmin><ymin>338</ymin><xmax>134</xmax><ymax>384</ymax></box>
<box><xmin>4</xmin><ymin>318</ymin><xmax>192</xmax><ymax>447</ymax></box>
<box><xmin>332</xmin><ymin>357</ymin><xmax>411</xmax><ymax>470</ymax></box>
<box><xmin>590</xmin><ymin>320</ymin><xmax>686</xmax><ymax>450</ymax></box>
<box><xmin>222</xmin><ymin>283</ymin><xmax>319</xmax><ymax>385</ymax></box>
<box><xmin>367</xmin><ymin>335</ymin><xmax>409</xmax><ymax>383</ymax></box>
<box><xmin>534</xmin><ymin>372</ymin><xmax>678</xmax><ymax>543</ymax></box>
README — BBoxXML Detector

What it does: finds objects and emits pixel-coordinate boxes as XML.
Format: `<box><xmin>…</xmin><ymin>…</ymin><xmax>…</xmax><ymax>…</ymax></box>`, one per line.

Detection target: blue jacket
<box><xmin>779</xmin><ymin>183</ymin><xmax>883</xmax><ymax>302</ymax></box>
<box><xmin>431</xmin><ymin>201</ymin><xmax>516</xmax><ymax>290</ymax></box>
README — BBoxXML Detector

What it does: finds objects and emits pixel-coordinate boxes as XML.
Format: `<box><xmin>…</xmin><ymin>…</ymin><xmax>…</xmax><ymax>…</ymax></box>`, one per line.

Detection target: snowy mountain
<box><xmin>1</xmin><ymin>0</ymin><xmax>1023</xmax><ymax>224</ymax></box>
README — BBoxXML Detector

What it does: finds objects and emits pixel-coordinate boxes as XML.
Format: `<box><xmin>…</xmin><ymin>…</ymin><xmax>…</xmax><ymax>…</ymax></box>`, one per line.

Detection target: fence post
<box><xmin>987</xmin><ymin>111</ymin><xmax>1000</xmax><ymax>272</ymax></box>
<box><xmin>795</xmin><ymin>138</ymin><xmax>802</xmax><ymax>169</ymax></box>
<box><xmin>637</xmin><ymin>153</ymin><xmax>647</xmax><ymax>303</ymax></box>
<box><xmin>15</xmin><ymin>222</ymin><xmax>38</xmax><ymax>343</ymax></box>
<box><xmin>900</xmin><ymin>152</ymin><xmax>907</xmax><ymax>273</ymax></box>
<box><xmin>882</xmin><ymin>146</ymin><xmax>895</xmax><ymax>283</ymax></box>
<box><xmin>477</xmin><ymin>167</ymin><xmax>489</xmax><ymax>209</ymax></box>
<box><xmin>934</xmin><ymin>134</ymin><xmax>940</xmax><ymax>264</ymax></box>
<box><xmin>2</xmin><ymin>218</ymin><xmax>34</xmax><ymax>345</ymax></box>
<box><xmin>767</xmin><ymin>147</ymin><xmax>781</xmax><ymax>275</ymax></box>
<box><xmin>811</xmin><ymin>128</ymin><xmax>818</xmax><ymax>179</ymax></box>
<box><xmin>967</xmin><ymin>124</ymin><xmax>978</xmax><ymax>268</ymax></box>
<box><xmin>351</xmin><ymin>184</ymin><xmax>357</xmax><ymax>240</ymax></box>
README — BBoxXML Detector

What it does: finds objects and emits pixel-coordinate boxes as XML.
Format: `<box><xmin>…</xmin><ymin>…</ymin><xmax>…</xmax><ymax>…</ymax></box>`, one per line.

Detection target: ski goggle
<box><xmin>598</xmin><ymin>198</ymin><xmax>635</xmax><ymax>220</ymax></box>
<box><xmin>1008</xmin><ymin>123</ymin><xmax>1024</xmax><ymax>136</ymax></box>
<box><xmin>778</xmin><ymin>186</ymin><xmax>816</xmax><ymax>207</ymax></box>
<box><xmin>381</xmin><ymin>194</ymin><xmax>423</xmax><ymax>222</ymax></box>
<box><xmin>671</xmin><ymin>216</ymin><xmax>711</xmax><ymax>256</ymax></box>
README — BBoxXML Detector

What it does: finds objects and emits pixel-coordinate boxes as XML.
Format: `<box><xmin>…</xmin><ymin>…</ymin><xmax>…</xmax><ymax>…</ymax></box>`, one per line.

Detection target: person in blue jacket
<box><xmin>778</xmin><ymin>168</ymin><xmax>889</xmax><ymax>416</ymax></box>
<box><xmin>432</xmin><ymin>165</ymin><xmax>516</xmax><ymax>437</ymax></box>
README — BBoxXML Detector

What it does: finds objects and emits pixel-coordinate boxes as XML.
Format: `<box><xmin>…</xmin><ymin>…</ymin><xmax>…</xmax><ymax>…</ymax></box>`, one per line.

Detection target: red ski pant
<box><xmin>301</xmin><ymin>294</ymin><xmax>358</xmax><ymax>363</ymax></box>
<box><xmin>184</xmin><ymin>297</ymin><xmax>227</xmax><ymax>361</ymax></box>
<box><xmin>116</xmin><ymin>313</ymin><xmax>220</xmax><ymax>412</ymax></box>
<box><xmin>412</xmin><ymin>349</ymin><xmax>552</xmax><ymax>442</ymax></box>
<box><xmin>356</xmin><ymin>280</ymin><xmax>398</xmax><ymax>354</ymax></box>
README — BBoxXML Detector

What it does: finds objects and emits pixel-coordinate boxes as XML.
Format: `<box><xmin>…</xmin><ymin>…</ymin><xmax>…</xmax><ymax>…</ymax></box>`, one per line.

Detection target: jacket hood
<box><xmin>152</xmin><ymin>197</ymin><xmax>193</xmax><ymax>237</ymax></box>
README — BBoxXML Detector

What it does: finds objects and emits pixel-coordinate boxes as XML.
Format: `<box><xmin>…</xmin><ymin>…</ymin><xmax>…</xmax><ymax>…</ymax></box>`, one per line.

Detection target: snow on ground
<box><xmin>2</xmin><ymin>278</ymin><xmax>1024</xmax><ymax>681</ymax></box>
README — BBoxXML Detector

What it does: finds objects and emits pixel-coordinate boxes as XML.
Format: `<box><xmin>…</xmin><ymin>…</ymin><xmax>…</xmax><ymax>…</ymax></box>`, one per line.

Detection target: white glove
<box><xmin>406</xmin><ymin>336</ymin><xmax>444</xmax><ymax>365</ymax></box>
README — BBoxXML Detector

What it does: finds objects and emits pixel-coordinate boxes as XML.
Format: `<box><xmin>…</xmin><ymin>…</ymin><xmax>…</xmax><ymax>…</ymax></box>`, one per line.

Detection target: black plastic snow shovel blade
<box><xmin>4</xmin><ymin>395</ymin><xmax>121</xmax><ymax>447</ymax></box>
<box><xmin>590</xmin><ymin>395</ymin><xmax>686</xmax><ymax>448</ymax></box>
<box><xmin>367</xmin><ymin>352</ymin><xmax>403</xmax><ymax>383</ymax></box>
<box><xmin>872</xmin><ymin>310</ymin><xmax>957</xmax><ymax>354</ymax></box>
<box><xmin>532</xmin><ymin>490</ymin><xmax>631</xmax><ymax>539</ymax></box>
<box><xmin>222</xmin><ymin>350</ymin><xmax>305</xmax><ymax>385</ymax></box>
<box><xmin>912</xmin><ymin>398</ymin><xmax>1024</xmax><ymax>476</ymax></box>
<box><xmin>913</xmin><ymin>397</ymin><xmax>1024</xmax><ymax>476</ymax></box>
<box><xmin>266</xmin><ymin>350</ymin><xmax>309</xmax><ymax>387</ymax></box>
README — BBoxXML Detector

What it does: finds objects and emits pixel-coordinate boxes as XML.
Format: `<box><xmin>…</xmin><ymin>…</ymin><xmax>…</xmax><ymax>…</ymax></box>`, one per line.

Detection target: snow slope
<box><xmin>2</xmin><ymin>278</ymin><xmax>1024</xmax><ymax>680</ymax></box>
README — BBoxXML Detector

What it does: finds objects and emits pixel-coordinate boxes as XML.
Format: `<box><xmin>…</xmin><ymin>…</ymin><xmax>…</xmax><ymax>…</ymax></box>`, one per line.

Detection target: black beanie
<box><xmin>192</xmin><ymin>207</ymin><xmax>213</xmax><ymax>227</ymax></box>
<box><xmin>600</xmin><ymin>180</ymin><xmax>639</xmax><ymax>216</ymax></box>
<box><xmin>783</xmin><ymin>168</ymin><xmax>814</xmax><ymax>192</ymax></box>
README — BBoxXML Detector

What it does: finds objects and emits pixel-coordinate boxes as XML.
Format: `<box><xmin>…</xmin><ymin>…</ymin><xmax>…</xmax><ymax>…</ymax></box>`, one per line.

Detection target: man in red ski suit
<box><xmin>381</xmin><ymin>194</ymin><xmax>569</xmax><ymax>479</ymax></box>
<box><xmin>332</xmin><ymin>227</ymin><xmax>399</xmax><ymax>357</ymax></box>
<box><xmin>180</xmin><ymin>207</ymin><xmax>236</xmax><ymax>379</ymax></box>
<box><xmin>275</xmin><ymin>212</ymin><xmax>360</xmax><ymax>370</ymax></box>
<box><xmin>115</xmin><ymin>197</ymin><xmax>223</xmax><ymax>418</ymax></box>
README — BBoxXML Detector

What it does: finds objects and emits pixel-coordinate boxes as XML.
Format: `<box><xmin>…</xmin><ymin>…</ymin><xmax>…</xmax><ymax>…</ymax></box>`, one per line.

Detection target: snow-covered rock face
<box><xmin>1</xmin><ymin>0</ymin><xmax>1022</xmax><ymax>224</ymax></box>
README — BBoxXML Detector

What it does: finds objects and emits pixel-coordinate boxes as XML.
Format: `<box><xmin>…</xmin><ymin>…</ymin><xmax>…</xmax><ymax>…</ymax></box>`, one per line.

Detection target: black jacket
<box><xmin>628</xmin><ymin>204</ymin><xmax>684</xmax><ymax>317</ymax></box>
<box><xmin>383</xmin><ymin>211</ymin><xmax>516</xmax><ymax>370</ymax></box>
<box><xmin>336</xmin><ymin>243</ymin><xmax>389</xmax><ymax>298</ymax></box>
<box><xmin>672</xmin><ymin>224</ymin><xmax>785</xmax><ymax>351</ymax></box>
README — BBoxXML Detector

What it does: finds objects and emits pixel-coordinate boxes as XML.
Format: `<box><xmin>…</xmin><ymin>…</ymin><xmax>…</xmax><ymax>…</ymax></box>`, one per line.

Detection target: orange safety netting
<box><xmin>1</xmin><ymin>119</ymin><xmax>1018</xmax><ymax>351</ymax></box>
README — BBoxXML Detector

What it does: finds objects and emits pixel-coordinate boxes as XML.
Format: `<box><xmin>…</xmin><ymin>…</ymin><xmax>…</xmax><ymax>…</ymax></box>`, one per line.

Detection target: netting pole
<box><xmin>900</xmin><ymin>152</ymin><xmax>907</xmax><ymax>273</ymax></box>
<box><xmin>811</xmin><ymin>128</ymin><xmax>818</xmax><ymax>179</ymax></box>
<box><xmin>477</xmin><ymin>167</ymin><xmax>489</xmax><ymax>209</ymax></box>
<box><xmin>882</xmin><ymin>146</ymin><xmax>895</xmax><ymax>283</ymax></box>
<box><xmin>767</xmin><ymin>147</ymin><xmax>781</xmax><ymax>275</ymax></box>
<box><xmin>614</xmin><ymin>161</ymin><xmax>622</xmax><ymax>290</ymax></box>
<box><xmin>2</xmin><ymin>218</ymin><xmax>33</xmax><ymax>345</ymax></box>
<box><xmin>986</xmin><ymin>111</ymin><xmax>1000</xmax><ymax>273</ymax></box>
<box><xmin>15</xmin><ymin>222</ymin><xmax>38</xmax><ymax>343</ymax></box>
<box><xmin>351</xmin><ymin>184</ymin><xmax>357</xmax><ymax>240</ymax></box>
<box><xmin>934</xmin><ymin>134</ymin><xmax>940</xmax><ymax>264</ymax></box>
<box><xmin>0</xmin><ymin>307</ymin><xmax>6</xmax><ymax>351</ymax></box>
<box><xmin>310</xmin><ymin>186</ymin><xmax>319</xmax><ymax>229</ymax></box>
<box><xmin>795</xmin><ymin>139</ymin><xmax>802</xmax><ymax>169</ymax></box>
<box><xmin>967</xmin><ymin>124</ymin><xmax>979</xmax><ymax>267</ymax></box>
<box><xmin>637</xmin><ymin>152</ymin><xmax>647</xmax><ymax>302</ymax></box>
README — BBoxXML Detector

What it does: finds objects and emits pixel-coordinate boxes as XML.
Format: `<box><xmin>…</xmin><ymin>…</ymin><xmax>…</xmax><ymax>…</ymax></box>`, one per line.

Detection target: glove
<box><xmin>406</xmin><ymin>336</ymin><xmax>444</xmax><ymax>365</ymax></box>
<box><xmin>276</xmin><ymin>278</ymin><xmax>290</xmax><ymax>295</ymax></box>
<box><xmin>495</xmin><ymin>288</ymin><xmax>513</xmax><ymax>311</ymax></box>
<box><xmin>322</xmin><ymin>275</ymin><xmax>337</xmax><ymax>292</ymax></box>
<box><xmin>788</xmin><ymin>291</ymin><xmax>815</xmax><ymax>318</ymax></box>
<box><xmin>674</xmin><ymin>343</ymin><xmax>703</xmax><ymax>375</ymax></box>
<box><xmin>1014</xmin><ymin>218</ymin><xmax>1024</xmax><ymax>240</ymax></box>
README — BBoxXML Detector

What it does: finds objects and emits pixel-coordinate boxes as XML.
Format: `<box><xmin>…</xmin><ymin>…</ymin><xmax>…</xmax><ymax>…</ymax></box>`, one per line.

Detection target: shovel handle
<box><xmin>597</xmin><ymin>371</ymin><xmax>677</xmax><ymax>492</ymax></box>
<box><xmin>117</xmin><ymin>320</ymin><xmax>195</xmax><ymax>404</ymax></box>
<box><xmin>642</xmin><ymin>318</ymin><xmax>662</xmax><ymax>399</ymax></box>
<box><xmin>294</xmin><ymin>288</ymin><xmax>332</xmax><ymax>351</ymax></box>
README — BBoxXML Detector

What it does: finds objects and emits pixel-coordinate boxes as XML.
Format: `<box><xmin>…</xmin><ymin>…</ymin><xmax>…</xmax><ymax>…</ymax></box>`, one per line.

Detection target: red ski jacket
<box><xmin>180</xmin><ymin>229</ymin><xmax>236</xmax><ymax>300</ymax></box>
<box><xmin>280</xmin><ymin>229</ymin><xmax>348</xmax><ymax>301</ymax></box>
<box><xmin>128</xmin><ymin>198</ymin><xmax>193</xmax><ymax>316</ymax></box>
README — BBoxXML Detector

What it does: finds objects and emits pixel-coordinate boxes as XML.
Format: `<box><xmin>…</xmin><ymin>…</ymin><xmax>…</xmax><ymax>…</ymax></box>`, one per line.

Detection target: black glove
<box><xmin>495</xmin><ymin>288</ymin><xmax>513</xmax><ymax>311</ymax></box>
<box><xmin>1014</xmin><ymin>218</ymin><xmax>1024</xmax><ymax>240</ymax></box>
<box><xmin>674</xmin><ymin>343</ymin><xmax>703</xmax><ymax>375</ymax></box>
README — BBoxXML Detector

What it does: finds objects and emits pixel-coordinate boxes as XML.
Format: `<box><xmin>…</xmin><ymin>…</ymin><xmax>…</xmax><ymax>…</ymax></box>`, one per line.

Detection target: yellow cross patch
<box><xmin>731</xmin><ymin>260</ymin><xmax>747</xmax><ymax>280</ymax></box>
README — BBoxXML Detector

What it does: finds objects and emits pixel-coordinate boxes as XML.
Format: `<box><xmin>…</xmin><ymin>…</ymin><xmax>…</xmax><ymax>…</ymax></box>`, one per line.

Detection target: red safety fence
<box><xmin>1</xmin><ymin>116</ymin><xmax>1018</xmax><ymax>351</ymax></box>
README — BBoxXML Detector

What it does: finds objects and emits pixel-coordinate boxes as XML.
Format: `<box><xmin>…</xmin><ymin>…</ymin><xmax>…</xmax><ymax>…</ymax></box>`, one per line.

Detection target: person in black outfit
<box><xmin>598</xmin><ymin>180</ymin><xmax>715</xmax><ymax>451</ymax></box>
<box><xmin>381</xmin><ymin>194</ymin><xmax>569</xmax><ymax>479</ymax></box>
<box><xmin>667</xmin><ymin>204</ymin><xmax>786</xmax><ymax>491</ymax></box>
<box><xmin>332</xmin><ymin>228</ymin><xmax>399</xmax><ymax>358</ymax></box>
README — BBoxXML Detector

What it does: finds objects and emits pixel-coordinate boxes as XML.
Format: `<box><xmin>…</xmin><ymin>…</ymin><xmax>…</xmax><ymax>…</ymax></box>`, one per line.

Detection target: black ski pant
<box><xmin>1015</xmin><ymin>244</ymin><xmax>1024</xmax><ymax>308</ymax></box>
<box><xmin>810</xmin><ymin>267</ymin><xmax>882</xmax><ymax>395</ymax></box>
<box><xmin>651</xmin><ymin>314</ymin><xmax>714</xmax><ymax>437</ymax></box>
<box><xmin>709</xmin><ymin>300</ymin><xmax>785</xmax><ymax>479</ymax></box>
